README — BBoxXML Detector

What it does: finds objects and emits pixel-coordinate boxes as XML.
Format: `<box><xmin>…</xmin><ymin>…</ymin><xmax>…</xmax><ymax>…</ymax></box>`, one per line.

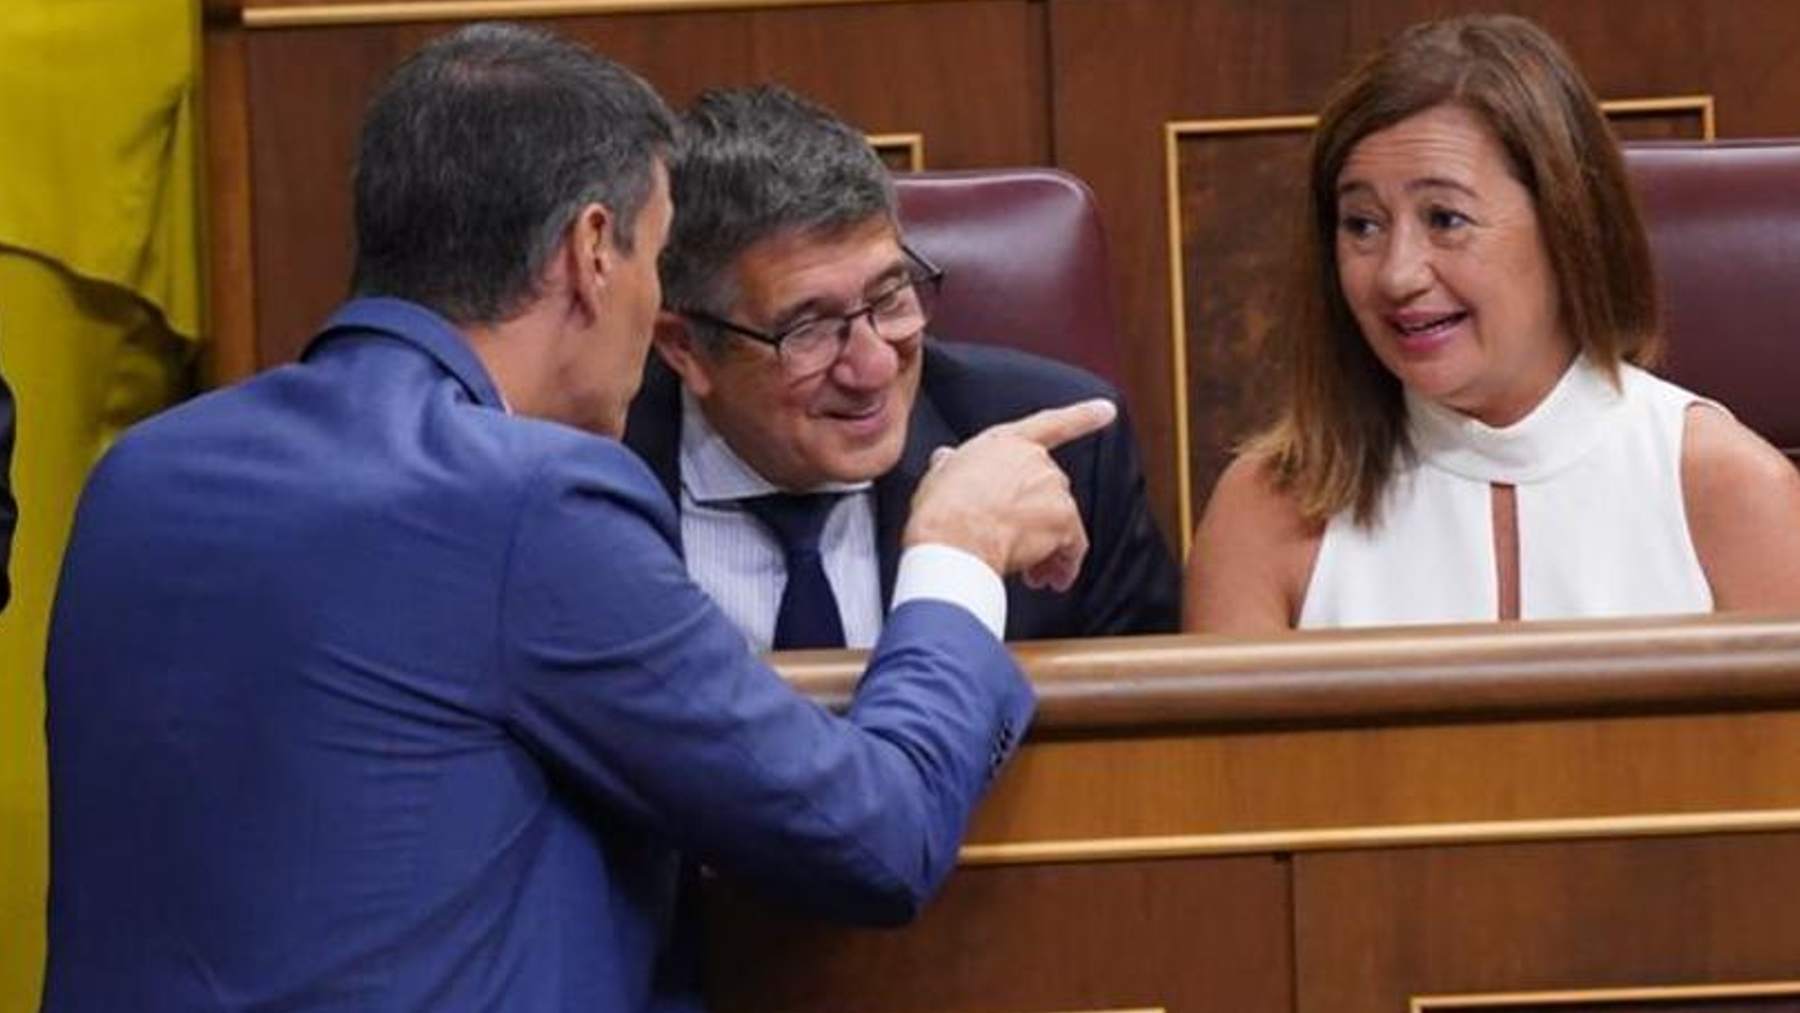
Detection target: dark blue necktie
<box><xmin>738</xmin><ymin>492</ymin><xmax>847</xmax><ymax>650</ymax></box>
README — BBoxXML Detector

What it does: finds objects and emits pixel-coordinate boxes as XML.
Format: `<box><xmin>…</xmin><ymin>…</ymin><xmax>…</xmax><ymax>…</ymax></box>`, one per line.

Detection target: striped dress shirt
<box><xmin>676</xmin><ymin>389</ymin><xmax>884</xmax><ymax>653</ymax></box>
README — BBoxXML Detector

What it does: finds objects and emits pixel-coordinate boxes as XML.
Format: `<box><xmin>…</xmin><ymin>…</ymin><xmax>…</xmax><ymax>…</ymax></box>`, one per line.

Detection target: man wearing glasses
<box><xmin>629</xmin><ymin>86</ymin><xmax>1179</xmax><ymax>651</ymax></box>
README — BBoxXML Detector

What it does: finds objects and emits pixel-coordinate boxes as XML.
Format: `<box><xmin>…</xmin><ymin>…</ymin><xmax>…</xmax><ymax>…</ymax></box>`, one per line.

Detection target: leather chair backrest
<box><xmin>895</xmin><ymin>168</ymin><xmax>1122</xmax><ymax>387</ymax></box>
<box><xmin>1625</xmin><ymin>140</ymin><xmax>1800</xmax><ymax>462</ymax></box>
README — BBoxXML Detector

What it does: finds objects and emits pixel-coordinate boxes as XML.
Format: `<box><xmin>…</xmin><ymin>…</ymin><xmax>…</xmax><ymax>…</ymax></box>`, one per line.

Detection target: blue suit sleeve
<box><xmin>498</xmin><ymin>441</ymin><xmax>1033</xmax><ymax>925</ymax></box>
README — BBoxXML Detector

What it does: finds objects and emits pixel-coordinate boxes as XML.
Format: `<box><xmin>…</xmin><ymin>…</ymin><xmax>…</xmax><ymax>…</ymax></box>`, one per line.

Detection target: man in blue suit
<box><xmin>628</xmin><ymin>86</ymin><xmax>1179</xmax><ymax>653</ymax></box>
<box><xmin>44</xmin><ymin>24</ymin><xmax>1112</xmax><ymax>1012</ymax></box>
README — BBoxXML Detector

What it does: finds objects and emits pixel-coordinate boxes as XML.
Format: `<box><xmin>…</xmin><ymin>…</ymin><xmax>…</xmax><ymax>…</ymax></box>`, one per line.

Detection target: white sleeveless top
<box><xmin>1298</xmin><ymin>358</ymin><xmax>1714</xmax><ymax>627</ymax></box>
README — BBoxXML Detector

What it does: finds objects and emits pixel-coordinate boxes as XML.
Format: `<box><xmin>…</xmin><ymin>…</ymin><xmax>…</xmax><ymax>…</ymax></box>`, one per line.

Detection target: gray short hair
<box><xmin>660</xmin><ymin>85</ymin><xmax>897</xmax><ymax>325</ymax></box>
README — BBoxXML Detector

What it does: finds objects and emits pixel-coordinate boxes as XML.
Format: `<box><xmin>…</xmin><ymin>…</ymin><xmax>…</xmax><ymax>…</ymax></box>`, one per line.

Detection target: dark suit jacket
<box><xmin>44</xmin><ymin>298</ymin><xmax>1032</xmax><ymax>1012</ymax></box>
<box><xmin>625</xmin><ymin>340</ymin><xmax>1181</xmax><ymax>640</ymax></box>
<box><xmin>0</xmin><ymin>364</ymin><xmax>14</xmax><ymax>611</ymax></box>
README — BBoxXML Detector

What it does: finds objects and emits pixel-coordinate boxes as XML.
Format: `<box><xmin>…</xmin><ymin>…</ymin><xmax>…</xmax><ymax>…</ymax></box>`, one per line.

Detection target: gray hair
<box><xmin>351</xmin><ymin>23</ymin><xmax>676</xmax><ymax>324</ymax></box>
<box><xmin>660</xmin><ymin>85</ymin><xmax>897</xmax><ymax>329</ymax></box>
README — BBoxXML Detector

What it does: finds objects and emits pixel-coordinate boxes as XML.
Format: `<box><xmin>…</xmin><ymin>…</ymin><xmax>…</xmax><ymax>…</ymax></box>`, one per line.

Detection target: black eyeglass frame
<box><xmin>669</xmin><ymin>243</ymin><xmax>946</xmax><ymax>361</ymax></box>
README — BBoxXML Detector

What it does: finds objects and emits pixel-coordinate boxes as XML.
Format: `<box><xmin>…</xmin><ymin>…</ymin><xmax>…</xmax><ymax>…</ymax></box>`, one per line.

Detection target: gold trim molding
<box><xmin>958</xmin><ymin>805</ymin><xmax>1800</xmax><ymax>867</ymax></box>
<box><xmin>1413</xmin><ymin>978</ymin><xmax>1800</xmax><ymax>1010</ymax></box>
<box><xmin>1161</xmin><ymin>95</ymin><xmax>1716</xmax><ymax>554</ymax></box>
<box><xmin>868</xmin><ymin>132</ymin><xmax>926</xmax><ymax>172</ymax></box>
<box><xmin>240</xmin><ymin>0</ymin><xmax>927</xmax><ymax>28</ymax></box>
<box><xmin>1604</xmin><ymin>94</ymin><xmax>1718</xmax><ymax>139</ymax></box>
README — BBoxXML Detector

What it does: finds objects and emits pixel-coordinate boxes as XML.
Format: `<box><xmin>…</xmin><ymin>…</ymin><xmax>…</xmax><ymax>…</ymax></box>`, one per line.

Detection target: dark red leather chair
<box><xmin>895</xmin><ymin>168</ymin><xmax>1122</xmax><ymax>388</ymax></box>
<box><xmin>1625</xmin><ymin>140</ymin><xmax>1800</xmax><ymax>463</ymax></box>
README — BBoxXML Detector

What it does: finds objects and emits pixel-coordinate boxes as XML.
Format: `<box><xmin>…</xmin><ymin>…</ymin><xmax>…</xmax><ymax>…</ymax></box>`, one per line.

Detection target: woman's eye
<box><xmin>1339</xmin><ymin>215</ymin><xmax>1379</xmax><ymax>239</ymax></box>
<box><xmin>1428</xmin><ymin>207</ymin><xmax>1472</xmax><ymax>230</ymax></box>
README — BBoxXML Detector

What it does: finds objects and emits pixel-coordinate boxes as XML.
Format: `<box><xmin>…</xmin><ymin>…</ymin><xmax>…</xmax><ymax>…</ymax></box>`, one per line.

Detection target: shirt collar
<box><xmin>304</xmin><ymin>297</ymin><xmax>506</xmax><ymax>411</ymax></box>
<box><xmin>678</xmin><ymin>387</ymin><xmax>872</xmax><ymax>504</ymax></box>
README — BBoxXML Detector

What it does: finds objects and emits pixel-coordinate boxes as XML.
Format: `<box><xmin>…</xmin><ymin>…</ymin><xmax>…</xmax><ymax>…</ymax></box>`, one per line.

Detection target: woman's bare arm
<box><xmin>1184</xmin><ymin>453</ymin><xmax>1323</xmax><ymax>633</ymax></box>
<box><xmin>1682</xmin><ymin>404</ymin><xmax>1800</xmax><ymax>612</ymax></box>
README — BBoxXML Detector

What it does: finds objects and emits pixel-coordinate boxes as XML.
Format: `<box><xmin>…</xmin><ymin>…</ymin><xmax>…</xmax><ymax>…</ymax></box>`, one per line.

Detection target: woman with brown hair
<box><xmin>1185</xmin><ymin>13</ymin><xmax>1800</xmax><ymax>632</ymax></box>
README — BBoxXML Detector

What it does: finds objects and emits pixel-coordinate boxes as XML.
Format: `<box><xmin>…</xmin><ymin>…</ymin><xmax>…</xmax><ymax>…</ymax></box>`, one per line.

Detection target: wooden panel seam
<box><xmin>241</xmin><ymin>0</ymin><xmax>953</xmax><ymax>29</ymax></box>
<box><xmin>1412</xmin><ymin>978</ymin><xmax>1800</xmax><ymax>1010</ymax></box>
<box><xmin>958</xmin><ymin>806</ymin><xmax>1800</xmax><ymax>865</ymax></box>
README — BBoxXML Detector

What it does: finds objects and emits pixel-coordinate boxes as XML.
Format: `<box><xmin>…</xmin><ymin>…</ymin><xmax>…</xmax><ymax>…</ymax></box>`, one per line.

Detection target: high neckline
<box><xmin>1406</xmin><ymin>354</ymin><xmax>1623</xmax><ymax>484</ymax></box>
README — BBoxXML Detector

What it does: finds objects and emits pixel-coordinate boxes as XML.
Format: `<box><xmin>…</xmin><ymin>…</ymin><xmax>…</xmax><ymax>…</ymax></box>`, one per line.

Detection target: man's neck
<box><xmin>464</xmin><ymin>316</ymin><xmax>543</xmax><ymax>419</ymax></box>
<box><xmin>678</xmin><ymin>387</ymin><xmax>871</xmax><ymax>502</ymax></box>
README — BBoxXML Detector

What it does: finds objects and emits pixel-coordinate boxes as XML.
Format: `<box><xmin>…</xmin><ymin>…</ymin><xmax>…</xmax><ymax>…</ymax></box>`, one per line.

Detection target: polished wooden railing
<box><xmin>708</xmin><ymin>614</ymin><xmax>1800</xmax><ymax>1013</ymax></box>
<box><xmin>776</xmin><ymin>612</ymin><xmax>1800</xmax><ymax>731</ymax></box>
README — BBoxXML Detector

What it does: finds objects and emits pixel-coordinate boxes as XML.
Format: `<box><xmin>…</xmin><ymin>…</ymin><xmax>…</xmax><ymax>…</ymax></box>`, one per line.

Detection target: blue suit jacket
<box><xmin>44</xmin><ymin>298</ymin><xmax>1033</xmax><ymax>1012</ymax></box>
<box><xmin>624</xmin><ymin>342</ymin><xmax>1181</xmax><ymax>639</ymax></box>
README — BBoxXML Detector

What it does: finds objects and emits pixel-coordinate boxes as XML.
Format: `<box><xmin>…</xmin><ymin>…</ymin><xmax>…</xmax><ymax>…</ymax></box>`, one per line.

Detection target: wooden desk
<box><xmin>706</xmin><ymin>614</ymin><xmax>1800</xmax><ymax>1012</ymax></box>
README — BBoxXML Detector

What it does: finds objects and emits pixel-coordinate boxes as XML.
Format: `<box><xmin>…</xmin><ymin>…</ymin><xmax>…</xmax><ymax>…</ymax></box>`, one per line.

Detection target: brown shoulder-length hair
<box><xmin>1250</xmin><ymin>13</ymin><xmax>1660</xmax><ymax>527</ymax></box>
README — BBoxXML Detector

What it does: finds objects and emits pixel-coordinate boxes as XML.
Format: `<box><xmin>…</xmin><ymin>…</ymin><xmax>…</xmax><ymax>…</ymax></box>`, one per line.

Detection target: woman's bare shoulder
<box><xmin>1203</xmin><ymin>452</ymin><xmax>1318</xmax><ymax>539</ymax></box>
<box><xmin>1682</xmin><ymin>404</ymin><xmax>1797</xmax><ymax>493</ymax></box>
<box><xmin>1185</xmin><ymin>451</ymin><xmax>1325</xmax><ymax>633</ymax></box>
<box><xmin>1681</xmin><ymin>403</ymin><xmax>1800</xmax><ymax>611</ymax></box>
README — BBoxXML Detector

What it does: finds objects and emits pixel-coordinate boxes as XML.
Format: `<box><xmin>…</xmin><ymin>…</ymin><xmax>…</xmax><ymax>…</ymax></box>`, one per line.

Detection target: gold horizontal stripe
<box><xmin>959</xmin><ymin>807</ymin><xmax>1800</xmax><ymax>865</ymax></box>
<box><xmin>243</xmin><ymin>0</ymin><xmax>922</xmax><ymax>28</ymax></box>
<box><xmin>1601</xmin><ymin>94</ymin><xmax>1716</xmax><ymax>140</ymax></box>
<box><xmin>1413</xmin><ymin>979</ymin><xmax>1800</xmax><ymax>1010</ymax></box>
<box><xmin>1602</xmin><ymin>94</ymin><xmax>1713</xmax><ymax>114</ymax></box>
<box><xmin>867</xmin><ymin>132</ymin><xmax>925</xmax><ymax>172</ymax></box>
<box><xmin>1165</xmin><ymin>113</ymin><xmax>1318</xmax><ymax>136</ymax></box>
<box><xmin>1165</xmin><ymin>97</ymin><xmax>1712</xmax><ymax>140</ymax></box>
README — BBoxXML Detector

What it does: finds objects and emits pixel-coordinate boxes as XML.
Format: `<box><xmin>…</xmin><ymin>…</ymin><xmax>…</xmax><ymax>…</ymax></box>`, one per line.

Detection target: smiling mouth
<box><xmin>1392</xmin><ymin>311</ymin><xmax>1469</xmax><ymax>339</ymax></box>
<box><xmin>825</xmin><ymin>400</ymin><xmax>885</xmax><ymax>422</ymax></box>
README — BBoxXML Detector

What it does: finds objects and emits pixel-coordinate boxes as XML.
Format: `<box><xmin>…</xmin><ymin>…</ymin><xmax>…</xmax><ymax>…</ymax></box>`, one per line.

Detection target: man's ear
<box><xmin>567</xmin><ymin>202</ymin><xmax>614</xmax><ymax>325</ymax></box>
<box><xmin>653</xmin><ymin>311</ymin><xmax>717</xmax><ymax>398</ymax></box>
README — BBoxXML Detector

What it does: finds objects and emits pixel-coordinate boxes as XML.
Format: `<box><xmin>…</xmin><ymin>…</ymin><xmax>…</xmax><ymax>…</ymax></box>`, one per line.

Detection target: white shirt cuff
<box><xmin>890</xmin><ymin>543</ymin><xmax>1007</xmax><ymax>641</ymax></box>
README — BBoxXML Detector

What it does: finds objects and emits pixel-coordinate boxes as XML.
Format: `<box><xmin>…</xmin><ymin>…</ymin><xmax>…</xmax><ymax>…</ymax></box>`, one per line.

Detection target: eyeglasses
<box><xmin>673</xmin><ymin>245</ymin><xmax>946</xmax><ymax>378</ymax></box>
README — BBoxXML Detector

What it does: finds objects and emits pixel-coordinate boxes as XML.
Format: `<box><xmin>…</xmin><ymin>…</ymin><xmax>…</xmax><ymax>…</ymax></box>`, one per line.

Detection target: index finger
<box><xmin>994</xmin><ymin>398</ymin><xmax>1118</xmax><ymax>450</ymax></box>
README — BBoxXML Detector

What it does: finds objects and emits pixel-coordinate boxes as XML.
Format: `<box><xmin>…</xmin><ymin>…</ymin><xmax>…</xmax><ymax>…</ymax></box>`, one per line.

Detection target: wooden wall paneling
<box><xmin>1292</xmin><ymin>833</ymin><xmax>1800</xmax><ymax>1013</ymax></box>
<box><xmin>743</xmin><ymin>0</ymin><xmax>1048</xmax><ymax>170</ymax></box>
<box><xmin>1603</xmin><ymin>98</ymin><xmax>1711</xmax><ymax>142</ymax></box>
<box><xmin>1696</xmin><ymin>2</ymin><xmax>1800</xmax><ymax>135</ymax></box>
<box><xmin>1165</xmin><ymin>118</ymin><xmax>1314</xmax><ymax>543</ymax></box>
<box><xmin>1342</xmin><ymin>1</ymin><xmax>1711</xmax><ymax>105</ymax></box>
<box><xmin>202</xmin><ymin>16</ymin><xmax>260</xmax><ymax>386</ymax></box>
<box><xmin>244</xmin><ymin>23</ymin><xmax>433</xmax><ymax>367</ymax></box>
<box><xmin>701</xmin><ymin>856</ymin><xmax>1293</xmax><ymax>1013</ymax></box>
<box><xmin>1049</xmin><ymin>0</ymin><xmax>1355</xmax><ymax>552</ymax></box>
<box><xmin>242</xmin><ymin>12</ymin><xmax>757</xmax><ymax>366</ymax></box>
<box><xmin>238</xmin><ymin>1</ymin><xmax>1043</xmax><ymax>367</ymax></box>
<box><xmin>960</xmin><ymin>708</ymin><xmax>1800</xmax><ymax>850</ymax></box>
<box><xmin>1340</xmin><ymin>2</ymin><xmax>1800</xmax><ymax>136</ymax></box>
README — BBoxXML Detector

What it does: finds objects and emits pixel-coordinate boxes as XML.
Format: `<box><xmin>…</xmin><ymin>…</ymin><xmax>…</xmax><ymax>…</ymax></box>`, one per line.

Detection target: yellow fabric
<box><xmin>0</xmin><ymin>0</ymin><xmax>203</xmax><ymax>339</ymax></box>
<box><xmin>0</xmin><ymin>2</ymin><xmax>202</xmax><ymax>1009</ymax></box>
